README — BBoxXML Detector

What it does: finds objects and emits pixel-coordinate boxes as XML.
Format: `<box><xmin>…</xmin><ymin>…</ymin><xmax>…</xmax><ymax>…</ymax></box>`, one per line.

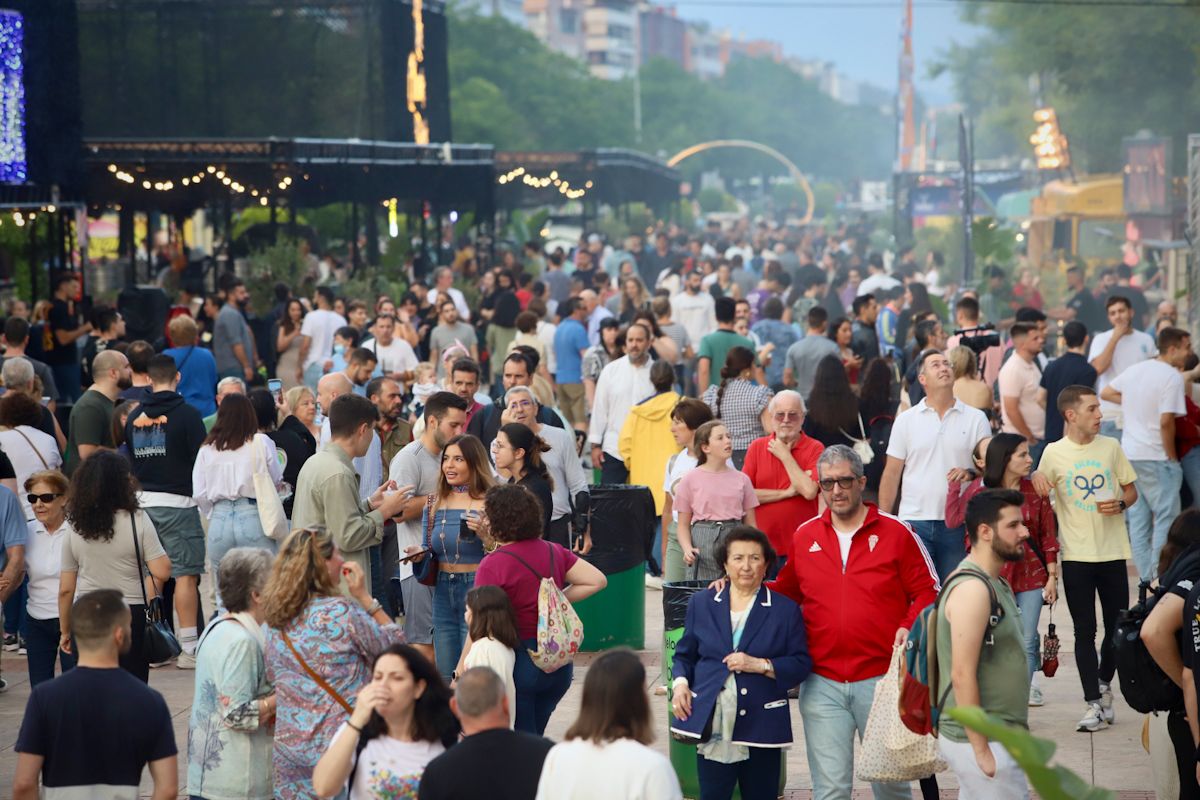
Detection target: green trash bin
<box><xmin>663</xmin><ymin>580</ymin><xmax>787</xmax><ymax>799</ymax></box>
<box><xmin>573</xmin><ymin>484</ymin><xmax>655</xmax><ymax>651</ymax></box>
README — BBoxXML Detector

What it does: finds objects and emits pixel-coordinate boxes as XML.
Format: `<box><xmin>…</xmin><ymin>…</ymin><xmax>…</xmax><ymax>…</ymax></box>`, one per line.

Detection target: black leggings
<box><xmin>1061</xmin><ymin>559</ymin><xmax>1127</xmax><ymax>702</ymax></box>
<box><xmin>1168</xmin><ymin>709</ymin><xmax>1200</xmax><ymax>800</ymax></box>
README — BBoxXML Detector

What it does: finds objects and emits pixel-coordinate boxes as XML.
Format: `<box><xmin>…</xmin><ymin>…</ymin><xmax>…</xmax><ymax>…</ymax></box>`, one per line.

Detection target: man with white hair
<box><xmin>742</xmin><ymin>390</ymin><xmax>823</xmax><ymax>572</ymax></box>
<box><xmin>1</xmin><ymin>357</ymin><xmax>61</xmax><ymax>446</ymax></box>
<box><xmin>580</xmin><ymin>289</ymin><xmax>613</xmax><ymax>347</ymax></box>
<box><xmin>427</xmin><ymin>266</ymin><xmax>470</xmax><ymax>322</ymax></box>
<box><xmin>202</xmin><ymin>376</ymin><xmax>246</xmax><ymax>432</ymax></box>
<box><xmin>500</xmin><ymin>385</ymin><xmax>590</xmax><ymax>549</ymax></box>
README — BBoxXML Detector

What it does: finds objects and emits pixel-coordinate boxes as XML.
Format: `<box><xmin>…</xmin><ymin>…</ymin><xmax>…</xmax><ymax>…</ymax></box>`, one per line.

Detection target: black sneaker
<box><xmin>1</xmin><ymin>633</ymin><xmax>17</xmax><ymax>652</ymax></box>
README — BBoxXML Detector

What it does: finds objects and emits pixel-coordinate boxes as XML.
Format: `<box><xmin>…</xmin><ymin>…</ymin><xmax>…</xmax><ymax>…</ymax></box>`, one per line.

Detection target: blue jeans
<box><xmin>1015</xmin><ymin>588</ymin><xmax>1043</xmax><ymax>679</ymax></box>
<box><xmin>513</xmin><ymin>635</ymin><xmax>573</xmax><ymax>735</ymax></box>
<box><xmin>208</xmin><ymin>499</ymin><xmax>276</xmax><ymax>610</ymax></box>
<box><xmin>303</xmin><ymin>361</ymin><xmax>325</xmax><ymax>391</ymax></box>
<box><xmin>3</xmin><ymin>576</ymin><xmax>27</xmax><ymax>637</ymax></box>
<box><xmin>1127</xmin><ymin>460</ymin><xmax>1182</xmax><ymax>581</ymax></box>
<box><xmin>1183</xmin><ymin>448</ymin><xmax>1200</xmax><ymax>508</ymax></box>
<box><xmin>433</xmin><ymin>570</ymin><xmax>475</xmax><ymax>682</ymax></box>
<box><xmin>1100</xmin><ymin>420</ymin><xmax>1122</xmax><ymax>442</ymax></box>
<box><xmin>799</xmin><ymin>673</ymin><xmax>911</xmax><ymax>800</ymax></box>
<box><xmin>25</xmin><ymin>615</ymin><xmax>75</xmax><ymax>686</ymax></box>
<box><xmin>51</xmin><ymin>362</ymin><xmax>82</xmax><ymax>404</ymax></box>
<box><xmin>697</xmin><ymin>746</ymin><xmax>781</xmax><ymax>800</ymax></box>
<box><xmin>906</xmin><ymin>520</ymin><xmax>966</xmax><ymax>584</ymax></box>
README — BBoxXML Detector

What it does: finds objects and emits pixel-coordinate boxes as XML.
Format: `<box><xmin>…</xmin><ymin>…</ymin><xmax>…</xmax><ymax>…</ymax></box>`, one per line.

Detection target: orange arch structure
<box><xmin>667</xmin><ymin>139</ymin><xmax>815</xmax><ymax>225</ymax></box>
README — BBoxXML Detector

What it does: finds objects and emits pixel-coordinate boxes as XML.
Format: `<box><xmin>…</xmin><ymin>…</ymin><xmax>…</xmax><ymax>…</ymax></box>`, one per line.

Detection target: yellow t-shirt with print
<box><xmin>1038</xmin><ymin>434</ymin><xmax>1136</xmax><ymax>563</ymax></box>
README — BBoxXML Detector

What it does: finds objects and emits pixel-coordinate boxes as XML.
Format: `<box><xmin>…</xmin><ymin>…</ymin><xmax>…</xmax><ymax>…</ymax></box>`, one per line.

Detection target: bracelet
<box><xmin>364</xmin><ymin>599</ymin><xmax>383</xmax><ymax>616</ymax></box>
<box><xmin>347</xmin><ymin>721</ymin><xmax>363</xmax><ymax>733</ymax></box>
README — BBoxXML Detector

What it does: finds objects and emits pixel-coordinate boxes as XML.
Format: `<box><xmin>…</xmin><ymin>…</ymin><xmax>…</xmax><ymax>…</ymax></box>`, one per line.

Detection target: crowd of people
<box><xmin>0</xmin><ymin>216</ymin><xmax>1196</xmax><ymax>799</ymax></box>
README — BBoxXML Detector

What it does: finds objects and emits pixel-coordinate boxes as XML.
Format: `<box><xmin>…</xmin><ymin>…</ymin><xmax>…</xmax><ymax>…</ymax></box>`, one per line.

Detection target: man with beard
<box><xmin>212</xmin><ymin>278</ymin><xmax>257</xmax><ymax>383</ymax></box>
<box><xmin>389</xmin><ymin>391</ymin><xmax>468</xmax><ymax>661</ymax></box>
<box><xmin>367</xmin><ymin>376</ymin><xmax>412</xmax><ymax>619</ymax></box>
<box><xmin>934</xmin><ymin>489</ymin><xmax>1031</xmax><ymax>798</ymax></box>
<box><xmin>589</xmin><ymin>322</ymin><xmax>654</xmax><ymax>484</ymax></box>
<box><xmin>65</xmin><ymin>349</ymin><xmax>132</xmax><ymax>475</ymax></box>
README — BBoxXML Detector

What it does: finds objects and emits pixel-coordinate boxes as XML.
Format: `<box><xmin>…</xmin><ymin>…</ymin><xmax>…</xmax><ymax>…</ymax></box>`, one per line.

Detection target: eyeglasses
<box><xmin>818</xmin><ymin>477</ymin><xmax>859</xmax><ymax>491</ymax></box>
<box><xmin>27</xmin><ymin>493</ymin><xmax>62</xmax><ymax>505</ymax></box>
<box><xmin>773</xmin><ymin>411</ymin><xmax>801</xmax><ymax>421</ymax></box>
<box><xmin>508</xmin><ymin>400</ymin><xmax>534</xmax><ymax>409</ymax></box>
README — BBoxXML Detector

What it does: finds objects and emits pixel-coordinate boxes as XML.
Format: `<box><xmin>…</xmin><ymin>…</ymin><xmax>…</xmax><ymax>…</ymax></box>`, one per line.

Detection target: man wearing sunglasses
<box><xmin>742</xmin><ymin>390</ymin><xmax>822</xmax><ymax>576</ymax></box>
<box><xmin>770</xmin><ymin>444</ymin><xmax>939</xmax><ymax>800</ymax></box>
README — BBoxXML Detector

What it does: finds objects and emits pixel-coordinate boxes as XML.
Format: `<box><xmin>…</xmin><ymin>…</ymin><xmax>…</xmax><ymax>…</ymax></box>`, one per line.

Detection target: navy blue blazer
<box><xmin>671</xmin><ymin>584</ymin><xmax>811</xmax><ymax>747</ymax></box>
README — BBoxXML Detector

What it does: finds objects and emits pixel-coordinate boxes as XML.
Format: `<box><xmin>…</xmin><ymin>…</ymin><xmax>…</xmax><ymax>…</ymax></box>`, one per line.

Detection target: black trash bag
<box><xmin>582</xmin><ymin>484</ymin><xmax>656</xmax><ymax>575</ymax></box>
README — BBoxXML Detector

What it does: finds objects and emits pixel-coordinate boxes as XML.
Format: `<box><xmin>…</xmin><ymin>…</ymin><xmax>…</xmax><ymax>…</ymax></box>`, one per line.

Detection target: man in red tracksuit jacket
<box><xmin>770</xmin><ymin>443</ymin><xmax>939</xmax><ymax>800</ymax></box>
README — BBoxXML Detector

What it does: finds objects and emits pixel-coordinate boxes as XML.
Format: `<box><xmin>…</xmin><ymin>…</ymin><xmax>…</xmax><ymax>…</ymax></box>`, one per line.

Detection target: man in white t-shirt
<box><xmin>361</xmin><ymin>314</ymin><xmax>418</xmax><ymax>393</ymax></box>
<box><xmin>1101</xmin><ymin>326</ymin><xmax>1191</xmax><ymax>581</ymax></box>
<box><xmin>1088</xmin><ymin>295</ymin><xmax>1155</xmax><ymax>441</ymax></box>
<box><xmin>998</xmin><ymin>321</ymin><xmax>1047</xmax><ymax>460</ymax></box>
<box><xmin>670</xmin><ymin>271</ymin><xmax>716</xmax><ymax>353</ymax></box>
<box><xmin>427</xmin><ymin>266</ymin><xmax>471</xmax><ymax>322</ymax></box>
<box><xmin>299</xmin><ymin>286</ymin><xmax>348</xmax><ymax>389</ymax></box>
<box><xmin>879</xmin><ymin>349</ymin><xmax>992</xmax><ymax>582</ymax></box>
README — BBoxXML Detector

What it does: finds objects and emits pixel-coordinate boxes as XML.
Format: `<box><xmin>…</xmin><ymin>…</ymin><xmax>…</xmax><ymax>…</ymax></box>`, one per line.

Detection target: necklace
<box><xmin>451</xmin><ymin>484</ymin><xmax>469</xmax><ymax>494</ymax></box>
<box><xmin>436</xmin><ymin>498</ymin><xmax>477</xmax><ymax>564</ymax></box>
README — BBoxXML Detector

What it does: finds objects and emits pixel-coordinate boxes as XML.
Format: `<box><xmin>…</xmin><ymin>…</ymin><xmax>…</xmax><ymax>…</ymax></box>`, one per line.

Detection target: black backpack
<box><xmin>1113</xmin><ymin>546</ymin><xmax>1200</xmax><ymax>713</ymax></box>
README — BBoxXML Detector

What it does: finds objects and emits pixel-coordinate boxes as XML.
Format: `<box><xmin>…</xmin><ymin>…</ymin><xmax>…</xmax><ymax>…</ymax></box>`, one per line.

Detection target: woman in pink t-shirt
<box><xmin>673</xmin><ymin>421</ymin><xmax>759</xmax><ymax>581</ymax></box>
<box><xmin>472</xmin><ymin>484</ymin><xmax>606</xmax><ymax>735</ymax></box>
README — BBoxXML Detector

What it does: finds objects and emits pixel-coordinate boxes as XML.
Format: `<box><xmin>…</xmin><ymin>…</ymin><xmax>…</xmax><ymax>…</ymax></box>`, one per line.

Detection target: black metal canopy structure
<box><xmin>495</xmin><ymin>149</ymin><xmax>680</xmax><ymax>211</ymax></box>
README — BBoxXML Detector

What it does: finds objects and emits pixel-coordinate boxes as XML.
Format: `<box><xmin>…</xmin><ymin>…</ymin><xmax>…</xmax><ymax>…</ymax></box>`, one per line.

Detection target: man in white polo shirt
<box><xmin>879</xmin><ymin>349</ymin><xmax>992</xmax><ymax>582</ymax></box>
<box><xmin>1089</xmin><ymin>295</ymin><xmax>1155</xmax><ymax>441</ymax></box>
<box><xmin>1101</xmin><ymin>326</ymin><xmax>1191</xmax><ymax>581</ymax></box>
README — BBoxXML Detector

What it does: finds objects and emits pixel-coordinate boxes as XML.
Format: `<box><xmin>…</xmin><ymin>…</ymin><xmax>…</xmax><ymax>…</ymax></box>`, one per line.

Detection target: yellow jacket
<box><xmin>618</xmin><ymin>390</ymin><xmax>682</xmax><ymax>514</ymax></box>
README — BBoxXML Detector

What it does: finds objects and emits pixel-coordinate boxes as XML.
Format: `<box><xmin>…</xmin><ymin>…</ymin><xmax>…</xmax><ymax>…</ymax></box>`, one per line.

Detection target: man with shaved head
<box><xmin>316</xmin><ymin>371</ymin><xmax>381</xmax><ymax>501</ymax></box>
<box><xmin>65</xmin><ymin>350</ymin><xmax>132</xmax><ymax>474</ymax></box>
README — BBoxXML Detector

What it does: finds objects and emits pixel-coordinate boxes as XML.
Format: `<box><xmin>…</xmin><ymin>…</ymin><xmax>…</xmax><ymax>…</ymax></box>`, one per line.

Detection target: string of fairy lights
<box><xmin>497</xmin><ymin>166</ymin><xmax>593</xmax><ymax>201</ymax></box>
<box><xmin>106</xmin><ymin>164</ymin><xmax>297</xmax><ymax>207</ymax></box>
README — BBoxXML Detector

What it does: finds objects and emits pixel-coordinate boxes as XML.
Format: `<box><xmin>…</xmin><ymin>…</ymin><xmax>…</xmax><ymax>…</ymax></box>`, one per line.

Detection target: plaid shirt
<box><xmin>948</xmin><ymin>476</ymin><xmax>1058</xmax><ymax>593</ymax></box>
<box><xmin>702</xmin><ymin>379</ymin><xmax>774</xmax><ymax>451</ymax></box>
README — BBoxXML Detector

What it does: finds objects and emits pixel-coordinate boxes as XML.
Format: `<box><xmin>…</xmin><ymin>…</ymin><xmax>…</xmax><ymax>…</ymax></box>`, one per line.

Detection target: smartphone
<box><xmin>267</xmin><ymin>378</ymin><xmax>283</xmax><ymax>403</ymax></box>
<box><xmin>400</xmin><ymin>548</ymin><xmax>434</xmax><ymax>564</ymax></box>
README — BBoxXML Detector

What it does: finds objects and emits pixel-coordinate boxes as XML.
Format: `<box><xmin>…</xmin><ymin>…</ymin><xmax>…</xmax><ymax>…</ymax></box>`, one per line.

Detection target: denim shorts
<box><xmin>145</xmin><ymin>505</ymin><xmax>207</xmax><ymax>576</ymax></box>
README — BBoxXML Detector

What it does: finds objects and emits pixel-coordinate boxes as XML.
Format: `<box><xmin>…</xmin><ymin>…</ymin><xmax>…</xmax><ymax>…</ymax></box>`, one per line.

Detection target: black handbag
<box><xmin>413</xmin><ymin>494</ymin><xmax>439</xmax><ymax>587</ymax></box>
<box><xmin>131</xmin><ymin>511</ymin><xmax>182</xmax><ymax>663</ymax></box>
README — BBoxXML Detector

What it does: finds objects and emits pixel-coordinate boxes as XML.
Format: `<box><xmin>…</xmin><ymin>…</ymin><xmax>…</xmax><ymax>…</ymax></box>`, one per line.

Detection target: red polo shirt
<box><xmin>742</xmin><ymin>433</ymin><xmax>824</xmax><ymax>558</ymax></box>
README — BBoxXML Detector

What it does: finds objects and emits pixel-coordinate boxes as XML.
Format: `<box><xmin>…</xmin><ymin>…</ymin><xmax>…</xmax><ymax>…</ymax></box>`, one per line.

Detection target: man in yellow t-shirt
<box><xmin>1033</xmin><ymin>384</ymin><xmax>1137</xmax><ymax>734</ymax></box>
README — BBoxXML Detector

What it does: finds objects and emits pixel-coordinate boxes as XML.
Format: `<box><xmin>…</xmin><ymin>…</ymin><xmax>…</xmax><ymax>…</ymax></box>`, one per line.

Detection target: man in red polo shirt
<box><xmin>742</xmin><ymin>390</ymin><xmax>823</xmax><ymax>569</ymax></box>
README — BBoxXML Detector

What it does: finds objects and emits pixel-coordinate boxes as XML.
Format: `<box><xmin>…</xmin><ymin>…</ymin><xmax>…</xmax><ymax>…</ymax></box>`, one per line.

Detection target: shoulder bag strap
<box><xmin>496</xmin><ymin>548</ymin><xmax>547</xmax><ymax>582</ymax></box>
<box><xmin>281</xmin><ymin>630</ymin><xmax>354</xmax><ymax>715</ymax></box>
<box><xmin>129</xmin><ymin>510</ymin><xmax>153</xmax><ymax>606</ymax></box>
<box><xmin>12</xmin><ymin>427</ymin><xmax>48</xmax><ymax>470</ymax></box>
<box><xmin>176</xmin><ymin>345</ymin><xmax>196</xmax><ymax>371</ymax></box>
<box><xmin>423</xmin><ymin>494</ymin><xmax>436</xmax><ymax>548</ymax></box>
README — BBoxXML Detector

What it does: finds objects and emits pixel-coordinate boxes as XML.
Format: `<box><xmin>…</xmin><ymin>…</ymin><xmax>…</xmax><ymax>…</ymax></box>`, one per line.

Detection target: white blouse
<box><xmin>25</xmin><ymin>517</ymin><xmax>73</xmax><ymax>620</ymax></box>
<box><xmin>191</xmin><ymin>433</ymin><xmax>282</xmax><ymax>517</ymax></box>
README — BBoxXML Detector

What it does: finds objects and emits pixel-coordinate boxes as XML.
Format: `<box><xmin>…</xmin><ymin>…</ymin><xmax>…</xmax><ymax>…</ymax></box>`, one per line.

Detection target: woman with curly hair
<box><xmin>58</xmin><ymin>450</ymin><xmax>171</xmax><ymax>681</ymax></box>
<box><xmin>700</xmin><ymin>346</ymin><xmax>773</xmax><ymax>470</ymax></box>
<box><xmin>263</xmin><ymin>527</ymin><xmax>402</xmax><ymax>800</ymax></box>
<box><xmin>313</xmin><ymin>644</ymin><xmax>458</xmax><ymax>799</ymax></box>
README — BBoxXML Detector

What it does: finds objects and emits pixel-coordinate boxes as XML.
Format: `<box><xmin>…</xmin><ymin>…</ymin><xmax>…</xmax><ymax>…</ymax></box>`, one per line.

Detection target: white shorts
<box><xmin>939</xmin><ymin>738</ymin><xmax>1029</xmax><ymax>800</ymax></box>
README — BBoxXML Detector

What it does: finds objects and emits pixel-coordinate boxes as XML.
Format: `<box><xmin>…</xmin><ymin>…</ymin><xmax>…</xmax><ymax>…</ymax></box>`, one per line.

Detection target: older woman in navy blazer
<box><xmin>671</xmin><ymin>526</ymin><xmax>811</xmax><ymax>800</ymax></box>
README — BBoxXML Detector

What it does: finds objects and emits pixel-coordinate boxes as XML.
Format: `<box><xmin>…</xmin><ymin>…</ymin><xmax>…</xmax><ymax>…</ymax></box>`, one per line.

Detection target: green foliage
<box><xmin>242</xmin><ymin>240</ymin><xmax>311</xmax><ymax>313</ymax></box>
<box><xmin>697</xmin><ymin>188</ymin><xmax>738</xmax><ymax>214</ymax></box>
<box><xmin>971</xmin><ymin>218</ymin><xmax>1017</xmax><ymax>266</ymax></box>
<box><xmin>937</xmin><ymin>4</ymin><xmax>1200</xmax><ymax>171</ymax></box>
<box><xmin>947</xmin><ymin>707</ymin><xmax>1115</xmax><ymax>800</ymax></box>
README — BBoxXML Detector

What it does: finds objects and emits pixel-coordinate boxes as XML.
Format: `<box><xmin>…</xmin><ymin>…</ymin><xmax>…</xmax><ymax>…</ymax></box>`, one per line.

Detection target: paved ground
<box><xmin>0</xmin><ymin>567</ymin><xmax>1163</xmax><ymax>798</ymax></box>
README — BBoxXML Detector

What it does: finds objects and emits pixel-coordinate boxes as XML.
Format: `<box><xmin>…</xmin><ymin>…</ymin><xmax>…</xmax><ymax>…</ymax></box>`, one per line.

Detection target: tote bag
<box><xmin>857</xmin><ymin>645</ymin><xmax>945</xmax><ymax>783</ymax></box>
<box><xmin>253</xmin><ymin>435</ymin><xmax>289</xmax><ymax>541</ymax></box>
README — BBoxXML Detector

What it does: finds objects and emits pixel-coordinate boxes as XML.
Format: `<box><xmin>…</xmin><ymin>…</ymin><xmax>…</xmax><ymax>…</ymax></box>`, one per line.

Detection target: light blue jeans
<box><xmin>432</xmin><ymin>570</ymin><xmax>475</xmax><ymax>682</ymax></box>
<box><xmin>208</xmin><ymin>498</ymin><xmax>277</xmax><ymax>610</ymax></box>
<box><xmin>798</xmin><ymin>673</ymin><xmax>911</xmax><ymax>800</ymax></box>
<box><xmin>906</xmin><ymin>520</ymin><xmax>966</xmax><ymax>584</ymax></box>
<box><xmin>1015</xmin><ymin>588</ymin><xmax>1044</xmax><ymax>678</ymax></box>
<box><xmin>1182</xmin><ymin>448</ymin><xmax>1200</xmax><ymax>509</ymax></box>
<box><xmin>1127</xmin><ymin>459</ymin><xmax>1182</xmax><ymax>581</ymax></box>
<box><xmin>1099</xmin><ymin>420</ymin><xmax>1122</xmax><ymax>442</ymax></box>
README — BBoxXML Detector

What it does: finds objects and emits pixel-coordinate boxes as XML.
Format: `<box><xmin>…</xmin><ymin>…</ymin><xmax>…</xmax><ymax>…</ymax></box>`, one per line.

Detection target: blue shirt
<box><xmin>0</xmin><ymin>485</ymin><xmax>27</xmax><ymax>575</ymax></box>
<box><xmin>164</xmin><ymin>346</ymin><xmax>218</xmax><ymax>417</ymax></box>
<box><xmin>751</xmin><ymin>319</ymin><xmax>800</xmax><ymax>388</ymax></box>
<box><xmin>554</xmin><ymin>318</ymin><xmax>590</xmax><ymax>384</ymax></box>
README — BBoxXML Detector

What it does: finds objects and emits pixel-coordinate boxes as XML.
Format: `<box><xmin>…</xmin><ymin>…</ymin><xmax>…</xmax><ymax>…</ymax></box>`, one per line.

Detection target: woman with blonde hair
<box><xmin>20</xmin><ymin>469</ymin><xmax>75</xmax><ymax>686</ymax></box>
<box><xmin>263</xmin><ymin>527</ymin><xmax>402</xmax><ymax>800</ymax></box>
<box><xmin>949</xmin><ymin>345</ymin><xmax>993</xmax><ymax>418</ymax></box>
<box><xmin>282</xmin><ymin>384</ymin><xmax>320</xmax><ymax>450</ymax></box>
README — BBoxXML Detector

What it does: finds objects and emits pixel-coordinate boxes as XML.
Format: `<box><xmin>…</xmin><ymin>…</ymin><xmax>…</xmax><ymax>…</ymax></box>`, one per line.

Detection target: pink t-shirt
<box><xmin>673</xmin><ymin>467</ymin><xmax>759</xmax><ymax>522</ymax></box>
<box><xmin>475</xmin><ymin>539</ymin><xmax>579</xmax><ymax>641</ymax></box>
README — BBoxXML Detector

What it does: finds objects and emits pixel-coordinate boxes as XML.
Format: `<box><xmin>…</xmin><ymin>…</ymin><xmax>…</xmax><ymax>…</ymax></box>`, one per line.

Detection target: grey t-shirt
<box><xmin>388</xmin><ymin>439</ymin><xmax>443</xmax><ymax>550</ymax></box>
<box><xmin>429</xmin><ymin>322</ymin><xmax>478</xmax><ymax>373</ymax></box>
<box><xmin>60</xmin><ymin>508</ymin><xmax>166</xmax><ymax>607</ymax></box>
<box><xmin>659</xmin><ymin>321</ymin><xmax>691</xmax><ymax>366</ymax></box>
<box><xmin>213</xmin><ymin>305</ymin><xmax>254</xmax><ymax>375</ymax></box>
<box><xmin>785</xmin><ymin>335</ymin><xmax>841</xmax><ymax>401</ymax></box>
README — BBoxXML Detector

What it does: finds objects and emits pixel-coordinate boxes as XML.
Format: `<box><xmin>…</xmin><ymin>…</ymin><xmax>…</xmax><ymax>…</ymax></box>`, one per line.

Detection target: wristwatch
<box><xmin>1118</xmin><ymin>500</ymin><xmax>1128</xmax><ymax>511</ymax></box>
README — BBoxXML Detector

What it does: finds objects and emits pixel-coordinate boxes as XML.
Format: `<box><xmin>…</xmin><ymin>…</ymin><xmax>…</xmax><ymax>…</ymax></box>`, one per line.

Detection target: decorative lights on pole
<box><xmin>1030</xmin><ymin>107</ymin><xmax>1070</xmax><ymax>171</ymax></box>
<box><xmin>0</xmin><ymin>10</ymin><xmax>25</xmax><ymax>184</ymax></box>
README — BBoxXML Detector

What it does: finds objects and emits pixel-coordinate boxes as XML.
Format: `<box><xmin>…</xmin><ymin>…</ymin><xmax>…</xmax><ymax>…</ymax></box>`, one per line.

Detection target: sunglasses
<box><xmin>27</xmin><ymin>493</ymin><xmax>62</xmax><ymax>505</ymax></box>
<box><xmin>818</xmin><ymin>477</ymin><xmax>859</xmax><ymax>491</ymax></box>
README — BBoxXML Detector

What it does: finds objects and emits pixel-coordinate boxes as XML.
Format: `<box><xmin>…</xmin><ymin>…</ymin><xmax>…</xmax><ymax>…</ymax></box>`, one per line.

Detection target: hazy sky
<box><xmin>676</xmin><ymin>2</ymin><xmax>980</xmax><ymax>105</ymax></box>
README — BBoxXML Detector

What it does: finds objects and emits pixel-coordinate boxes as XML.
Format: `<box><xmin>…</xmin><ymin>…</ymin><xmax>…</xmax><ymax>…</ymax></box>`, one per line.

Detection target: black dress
<box><xmin>274</xmin><ymin>415</ymin><xmax>317</xmax><ymax>517</ymax></box>
<box><xmin>515</xmin><ymin>471</ymin><xmax>554</xmax><ymax>534</ymax></box>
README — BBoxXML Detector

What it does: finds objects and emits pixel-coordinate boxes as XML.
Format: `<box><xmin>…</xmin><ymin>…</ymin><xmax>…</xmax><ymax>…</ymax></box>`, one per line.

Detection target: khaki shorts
<box><xmin>558</xmin><ymin>382</ymin><xmax>587</xmax><ymax>426</ymax></box>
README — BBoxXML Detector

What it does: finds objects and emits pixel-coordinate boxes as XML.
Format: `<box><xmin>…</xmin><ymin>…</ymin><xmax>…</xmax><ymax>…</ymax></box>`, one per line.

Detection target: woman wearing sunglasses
<box><xmin>19</xmin><ymin>470</ymin><xmax>76</xmax><ymax>685</ymax></box>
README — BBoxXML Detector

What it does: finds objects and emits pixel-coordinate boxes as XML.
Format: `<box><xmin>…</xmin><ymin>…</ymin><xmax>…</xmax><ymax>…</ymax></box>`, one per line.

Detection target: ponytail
<box><xmin>499</xmin><ymin>422</ymin><xmax>555</xmax><ymax>491</ymax></box>
<box><xmin>715</xmin><ymin>345</ymin><xmax>755</xmax><ymax>419</ymax></box>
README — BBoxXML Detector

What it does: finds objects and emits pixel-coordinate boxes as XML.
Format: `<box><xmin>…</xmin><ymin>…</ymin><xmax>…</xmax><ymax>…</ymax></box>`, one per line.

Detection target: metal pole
<box><xmin>632</xmin><ymin>8</ymin><xmax>642</xmax><ymax>145</ymax></box>
<box><xmin>959</xmin><ymin>114</ymin><xmax>975</xmax><ymax>286</ymax></box>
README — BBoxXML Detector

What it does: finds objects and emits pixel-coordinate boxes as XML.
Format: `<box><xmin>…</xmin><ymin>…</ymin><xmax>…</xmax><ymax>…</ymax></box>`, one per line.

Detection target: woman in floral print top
<box><xmin>262</xmin><ymin>528</ymin><xmax>405</xmax><ymax>800</ymax></box>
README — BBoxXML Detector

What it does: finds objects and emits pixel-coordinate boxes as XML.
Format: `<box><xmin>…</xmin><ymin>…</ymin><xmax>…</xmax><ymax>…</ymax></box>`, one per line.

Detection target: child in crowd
<box><xmin>672</xmin><ymin>421</ymin><xmax>759</xmax><ymax>581</ymax></box>
<box><xmin>463</xmin><ymin>585</ymin><xmax>520</xmax><ymax>728</ymax></box>
<box><xmin>410</xmin><ymin>362</ymin><xmax>439</xmax><ymax>419</ymax></box>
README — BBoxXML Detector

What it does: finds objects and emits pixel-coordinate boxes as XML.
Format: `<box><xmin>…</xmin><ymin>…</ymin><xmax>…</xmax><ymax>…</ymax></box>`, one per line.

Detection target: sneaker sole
<box><xmin>1077</xmin><ymin>722</ymin><xmax>1108</xmax><ymax>732</ymax></box>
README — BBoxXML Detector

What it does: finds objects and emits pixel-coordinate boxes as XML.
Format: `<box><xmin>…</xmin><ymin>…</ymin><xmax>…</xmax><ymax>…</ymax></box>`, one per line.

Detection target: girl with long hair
<box><xmin>537</xmin><ymin>648</ymin><xmax>681</xmax><ymax>799</ymax></box>
<box><xmin>616</xmin><ymin>276</ymin><xmax>650</xmax><ymax>325</ymax></box>
<box><xmin>672</xmin><ymin>421</ymin><xmax>759</xmax><ymax>582</ymax></box>
<box><xmin>463</xmin><ymin>584</ymin><xmax>521</xmax><ymax>728</ymax></box>
<box><xmin>58</xmin><ymin>451</ymin><xmax>172</xmax><ymax>681</ymax></box>
<box><xmin>826</xmin><ymin>316</ymin><xmax>861</xmax><ymax>384</ymax></box>
<box><xmin>193</xmin><ymin>393</ymin><xmax>285</xmax><ymax>607</ymax></box>
<box><xmin>803</xmin><ymin>355</ymin><xmax>865</xmax><ymax>449</ymax></box>
<box><xmin>263</xmin><ymin>528</ymin><xmax>402</xmax><ymax>800</ymax></box>
<box><xmin>276</xmin><ymin>298</ymin><xmax>307</xmax><ymax>391</ymax></box>
<box><xmin>494</xmin><ymin>422</ymin><xmax>554</xmax><ymax>533</ymax></box>
<box><xmin>700</xmin><ymin>346</ymin><xmax>772</xmax><ymax>470</ymax></box>
<box><xmin>416</xmin><ymin>434</ymin><xmax>496</xmax><ymax>682</ymax></box>
<box><xmin>313</xmin><ymin>644</ymin><xmax>458</xmax><ymax>799</ymax></box>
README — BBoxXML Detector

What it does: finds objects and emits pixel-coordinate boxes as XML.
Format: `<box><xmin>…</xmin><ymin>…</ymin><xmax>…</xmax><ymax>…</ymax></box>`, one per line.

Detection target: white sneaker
<box><xmin>176</xmin><ymin>652</ymin><xmax>197</xmax><ymax>670</ymax></box>
<box><xmin>1028</xmin><ymin>685</ymin><xmax>1044</xmax><ymax>707</ymax></box>
<box><xmin>1077</xmin><ymin>702</ymin><xmax>1107</xmax><ymax>732</ymax></box>
<box><xmin>1099</xmin><ymin>682</ymin><xmax>1116</xmax><ymax>724</ymax></box>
